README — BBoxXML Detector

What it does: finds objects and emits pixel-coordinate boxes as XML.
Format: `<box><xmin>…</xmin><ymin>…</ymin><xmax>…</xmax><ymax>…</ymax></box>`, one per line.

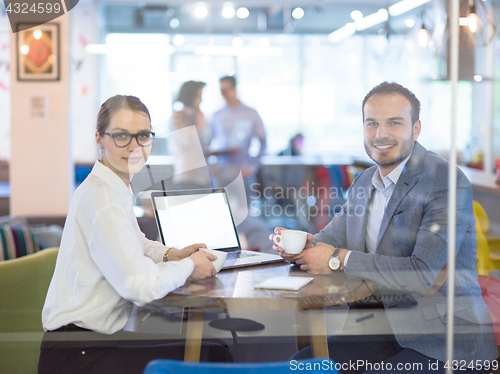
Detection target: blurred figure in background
<box><xmin>170</xmin><ymin>80</ymin><xmax>212</xmax><ymax>190</ymax></box>
<box><xmin>210</xmin><ymin>75</ymin><xmax>267</xmax><ymax>203</ymax></box>
<box><xmin>278</xmin><ymin>133</ymin><xmax>304</xmax><ymax>156</ymax></box>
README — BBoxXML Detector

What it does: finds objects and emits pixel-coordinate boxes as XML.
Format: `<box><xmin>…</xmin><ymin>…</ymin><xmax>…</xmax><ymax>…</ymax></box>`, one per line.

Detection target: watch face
<box><xmin>329</xmin><ymin>257</ymin><xmax>340</xmax><ymax>271</ymax></box>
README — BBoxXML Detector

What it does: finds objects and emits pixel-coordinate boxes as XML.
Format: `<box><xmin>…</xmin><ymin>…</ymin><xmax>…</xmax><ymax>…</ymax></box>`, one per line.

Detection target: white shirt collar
<box><xmin>372</xmin><ymin>153</ymin><xmax>412</xmax><ymax>191</ymax></box>
<box><xmin>91</xmin><ymin>160</ymin><xmax>133</xmax><ymax>197</ymax></box>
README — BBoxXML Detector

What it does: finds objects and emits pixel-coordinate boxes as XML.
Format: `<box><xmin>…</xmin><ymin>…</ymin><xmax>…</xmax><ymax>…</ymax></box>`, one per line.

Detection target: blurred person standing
<box><xmin>210</xmin><ymin>76</ymin><xmax>267</xmax><ymax>202</ymax></box>
<box><xmin>170</xmin><ymin>80</ymin><xmax>212</xmax><ymax>189</ymax></box>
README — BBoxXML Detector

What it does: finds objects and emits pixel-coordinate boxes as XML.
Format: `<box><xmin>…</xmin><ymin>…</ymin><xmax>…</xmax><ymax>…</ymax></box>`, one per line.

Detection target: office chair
<box><xmin>144</xmin><ymin>358</ymin><xmax>338</xmax><ymax>374</ymax></box>
<box><xmin>0</xmin><ymin>247</ymin><xmax>58</xmax><ymax>374</ymax></box>
<box><xmin>473</xmin><ymin>201</ymin><xmax>500</xmax><ymax>276</ymax></box>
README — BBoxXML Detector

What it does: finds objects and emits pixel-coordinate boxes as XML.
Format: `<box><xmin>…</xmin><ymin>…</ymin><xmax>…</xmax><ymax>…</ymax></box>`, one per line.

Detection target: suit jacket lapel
<box><xmin>351</xmin><ymin>167</ymin><xmax>376</xmax><ymax>253</ymax></box>
<box><xmin>375</xmin><ymin>142</ymin><xmax>426</xmax><ymax>250</ymax></box>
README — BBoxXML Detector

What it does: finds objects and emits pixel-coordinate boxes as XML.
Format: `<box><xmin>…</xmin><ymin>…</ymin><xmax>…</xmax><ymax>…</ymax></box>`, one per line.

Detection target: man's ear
<box><xmin>413</xmin><ymin>120</ymin><xmax>421</xmax><ymax>141</ymax></box>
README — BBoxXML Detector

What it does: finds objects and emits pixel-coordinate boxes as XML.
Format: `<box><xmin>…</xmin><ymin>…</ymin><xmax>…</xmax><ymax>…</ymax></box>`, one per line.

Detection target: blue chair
<box><xmin>144</xmin><ymin>359</ymin><xmax>339</xmax><ymax>374</ymax></box>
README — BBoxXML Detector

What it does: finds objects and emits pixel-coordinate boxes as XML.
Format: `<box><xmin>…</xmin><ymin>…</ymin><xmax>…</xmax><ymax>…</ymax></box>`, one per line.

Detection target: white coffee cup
<box><xmin>199</xmin><ymin>248</ymin><xmax>227</xmax><ymax>273</ymax></box>
<box><xmin>273</xmin><ymin>230</ymin><xmax>308</xmax><ymax>255</ymax></box>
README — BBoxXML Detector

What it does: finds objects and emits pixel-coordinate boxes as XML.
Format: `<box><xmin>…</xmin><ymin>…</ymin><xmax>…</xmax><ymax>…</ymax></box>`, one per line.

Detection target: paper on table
<box><xmin>254</xmin><ymin>276</ymin><xmax>313</xmax><ymax>291</ymax></box>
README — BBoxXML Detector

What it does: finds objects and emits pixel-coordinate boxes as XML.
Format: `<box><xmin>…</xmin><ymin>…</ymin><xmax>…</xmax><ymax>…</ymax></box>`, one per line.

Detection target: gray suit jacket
<box><xmin>314</xmin><ymin>142</ymin><xmax>497</xmax><ymax>362</ymax></box>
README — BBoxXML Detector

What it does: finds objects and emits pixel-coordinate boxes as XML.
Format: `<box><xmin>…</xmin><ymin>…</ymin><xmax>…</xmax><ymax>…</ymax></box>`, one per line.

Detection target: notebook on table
<box><xmin>150</xmin><ymin>188</ymin><xmax>284</xmax><ymax>269</ymax></box>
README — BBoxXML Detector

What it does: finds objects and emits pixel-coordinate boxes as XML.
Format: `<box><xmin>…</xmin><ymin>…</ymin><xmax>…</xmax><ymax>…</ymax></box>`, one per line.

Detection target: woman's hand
<box><xmin>188</xmin><ymin>251</ymin><xmax>217</xmax><ymax>280</ymax></box>
<box><xmin>168</xmin><ymin>243</ymin><xmax>207</xmax><ymax>262</ymax></box>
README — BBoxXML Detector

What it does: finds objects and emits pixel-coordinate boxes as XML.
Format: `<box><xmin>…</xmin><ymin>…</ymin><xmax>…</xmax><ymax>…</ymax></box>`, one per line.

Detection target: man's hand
<box><xmin>295</xmin><ymin>243</ymin><xmax>336</xmax><ymax>274</ymax></box>
<box><xmin>269</xmin><ymin>227</ymin><xmax>314</xmax><ymax>261</ymax></box>
<box><xmin>269</xmin><ymin>229</ymin><xmax>348</xmax><ymax>274</ymax></box>
<box><xmin>296</xmin><ymin>243</ymin><xmax>349</xmax><ymax>274</ymax></box>
<box><xmin>168</xmin><ymin>243</ymin><xmax>207</xmax><ymax>262</ymax></box>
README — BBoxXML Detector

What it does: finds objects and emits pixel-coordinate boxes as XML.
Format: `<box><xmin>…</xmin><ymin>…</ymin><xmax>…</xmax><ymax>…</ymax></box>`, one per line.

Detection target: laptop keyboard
<box><xmin>226</xmin><ymin>251</ymin><xmax>258</xmax><ymax>260</ymax></box>
<box><xmin>351</xmin><ymin>293</ymin><xmax>418</xmax><ymax>309</ymax></box>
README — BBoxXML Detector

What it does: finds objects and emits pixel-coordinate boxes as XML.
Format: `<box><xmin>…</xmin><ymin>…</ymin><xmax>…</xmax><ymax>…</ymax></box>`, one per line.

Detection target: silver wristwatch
<box><xmin>328</xmin><ymin>248</ymin><xmax>341</xmax><ymax>271</ymax></box>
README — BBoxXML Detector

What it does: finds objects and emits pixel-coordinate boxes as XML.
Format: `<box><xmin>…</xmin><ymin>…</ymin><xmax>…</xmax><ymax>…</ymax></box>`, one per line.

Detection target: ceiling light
<box><xmin>194</xmin><ymin>4</ymin><xmax>208</xmax><ymax>18</ymax></box>
<box><xmin>85</xmin><ymin>44</ymin><xmax>176</xmax><ymax>55</ymax></box>
<box><xmin>20</xmin><ymin>45</ymin><xmax>29</xmax><ymax>55</ymax></box>
<box><xmin>232</xmin><ymin>37</ymin><xmax>244</xmax><ymax>47</ymax></box>
<box><xmin>292</xmin><ymin>7</ymin><xmax>304</xmax><ymax>20</ymax></box>
<box><xmin>405</xmin><ymin>19</ymin><xmax>415</xmax><ymax>27</ymax></box>
<box><xmin>354</xmin><ymin>9</ymin><xmax>388</xmax><ymax>31</ymax></box>
<box><xmin>193</xmin><ymin>46</ymin><xmax>281</xmax><ymax>57</ymax></box>
<box><xmin>173</xmin><ymin>34</ymin><xmax>185</xmax><ymax>46</ymax></box>
<box><xmin>33</xmin><ymin>30</ymin><xmax>42</xmax><ymax>39</ymax></box>
<box><xmin>474</xmin><ymin>75</ymin><xmax>483</xmax><ymax>82</ymax></box>
<box><xmin>418</xmin><ymin>24</ymin><xmax>429</xmax><ymax>47</ymax></box>
<box><xmin>350</xmin><ymin>10</ymin><xmax>363</xmax><ymax>21</ymax></box>
<box><xmin>388</xmin><ymin>0</ymin><xmax>431</xmax><ymax>17</ymax></box>
<box><xmin>170</xmin><ymin>18</ymin><xmax>180</xmax><ymax>29</ymax></box>
<box><xmin>236</xmin><ymin>7</ymin><xmax>249</xmax><ymax>19</ymax></box>
<box><xmin>222</xmin><ymin>3</ymin><xmax>235</xmax><ymax>18</ymax></box>
<box><xmin>328</xmin><ymin>23</ymin><xmax>356</xmax><ymax>43</ymax></box>
<box><xmin>468</xmin><ymin>4</ymin><xmax>479</xmax><ymax>33</ymax></box>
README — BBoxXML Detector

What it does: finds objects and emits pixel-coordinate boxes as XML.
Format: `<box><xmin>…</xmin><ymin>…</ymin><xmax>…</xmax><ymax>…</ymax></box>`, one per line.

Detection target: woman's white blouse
<box><xmin>42</xmin><ymin>161</ymin><xmax>194</xmax><ymax>334</ymax></box>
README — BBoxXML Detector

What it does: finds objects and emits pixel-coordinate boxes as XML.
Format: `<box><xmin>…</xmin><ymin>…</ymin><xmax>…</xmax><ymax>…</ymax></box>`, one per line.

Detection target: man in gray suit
<box><xmin>272</xmin><ymin>82</ymin><xmax>497</xmax><ymax>373</ymax></box>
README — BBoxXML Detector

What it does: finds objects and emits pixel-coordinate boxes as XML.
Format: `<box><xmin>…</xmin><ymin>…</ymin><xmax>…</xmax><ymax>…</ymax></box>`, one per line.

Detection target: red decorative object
<box><xmin>17</xmin><ymin>23</ymin><xmax>59</xmax><ymax>81</ymax></box>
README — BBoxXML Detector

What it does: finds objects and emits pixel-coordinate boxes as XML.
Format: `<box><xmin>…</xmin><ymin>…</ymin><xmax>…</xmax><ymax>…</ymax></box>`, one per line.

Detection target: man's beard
<box><xmin>364</xmin><ymin>139</ymin><xmax>414</xmax><ymax>168</ymax></box>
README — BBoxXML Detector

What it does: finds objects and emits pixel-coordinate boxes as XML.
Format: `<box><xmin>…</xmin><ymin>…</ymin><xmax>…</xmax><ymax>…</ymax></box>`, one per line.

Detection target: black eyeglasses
<box><xmin>104</xmin><ymin>131</ymin><xmax>156</xmax><ymax>148</ymax></box>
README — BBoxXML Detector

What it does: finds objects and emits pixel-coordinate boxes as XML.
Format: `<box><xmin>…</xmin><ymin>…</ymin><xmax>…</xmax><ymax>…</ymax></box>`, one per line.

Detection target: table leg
<box><xmin>308</xmin><ymin>308</ymin><xmax>329</xmax><ymax>358</ymax></box>
<box><xmin>184</xmin><ymin>309</ymin><xmax>205</xmax><ymax>362</ymax></box>
<box><xmin>294</xmin><ymin>309</ymin><xmax>311</xmax><ymax>351</ymax></box>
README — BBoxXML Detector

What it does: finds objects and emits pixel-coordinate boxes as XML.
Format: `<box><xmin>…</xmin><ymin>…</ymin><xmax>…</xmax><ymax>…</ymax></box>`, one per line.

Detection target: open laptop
<box><xmin>150</xmin><ymin>188</ymin><xmax>284</xmax><ymax>269</ymax></box>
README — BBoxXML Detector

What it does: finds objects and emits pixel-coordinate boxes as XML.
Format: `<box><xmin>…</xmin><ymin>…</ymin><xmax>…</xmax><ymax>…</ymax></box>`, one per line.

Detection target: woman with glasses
<box><xmin>170</xmin><ymin>80</ymin><xmax>213</xmax><ymax>189</ymax></box>
<box><xmin>38</xmin><ymin>95</ymin><xmax>231</xmax><ymax>374</ymax></box>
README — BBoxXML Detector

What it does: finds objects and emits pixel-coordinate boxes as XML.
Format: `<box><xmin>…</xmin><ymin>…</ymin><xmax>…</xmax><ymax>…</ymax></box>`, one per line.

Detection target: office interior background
<box><xmin>2</xmin><ymin>1</ymin><xmax>500</xmax><ymax>371</ymax></box>
<box><xmin>1</xmin><ymin>0</ymin><xmax>500</xmax><ymax>229</ymax></box>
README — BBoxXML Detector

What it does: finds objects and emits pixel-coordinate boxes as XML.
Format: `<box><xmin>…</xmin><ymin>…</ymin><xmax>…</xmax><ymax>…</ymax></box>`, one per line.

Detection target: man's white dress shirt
<box><xmin>42</xmin><ymin>161</ymin><xmax>194</xmax><ymax>334</ymax></box>
<box><xmin>344</xmin><ymin>155</ymin><xmax>411</xmax><ymax>265</ymax></box>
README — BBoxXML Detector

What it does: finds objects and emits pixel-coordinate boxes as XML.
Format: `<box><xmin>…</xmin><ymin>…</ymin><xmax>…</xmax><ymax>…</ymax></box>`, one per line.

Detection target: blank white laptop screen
<box><xmin>152</xmin><ymin>191</ymin><xmax>240</xmax><ymax>250</ymax></box>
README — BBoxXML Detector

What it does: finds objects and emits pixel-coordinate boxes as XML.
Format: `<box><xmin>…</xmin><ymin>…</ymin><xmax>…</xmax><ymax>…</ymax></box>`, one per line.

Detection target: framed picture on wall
<box><xmin>17</xmin><ymin>23</ymin><xmax>60</xmax><ymax>81</ymax></box>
